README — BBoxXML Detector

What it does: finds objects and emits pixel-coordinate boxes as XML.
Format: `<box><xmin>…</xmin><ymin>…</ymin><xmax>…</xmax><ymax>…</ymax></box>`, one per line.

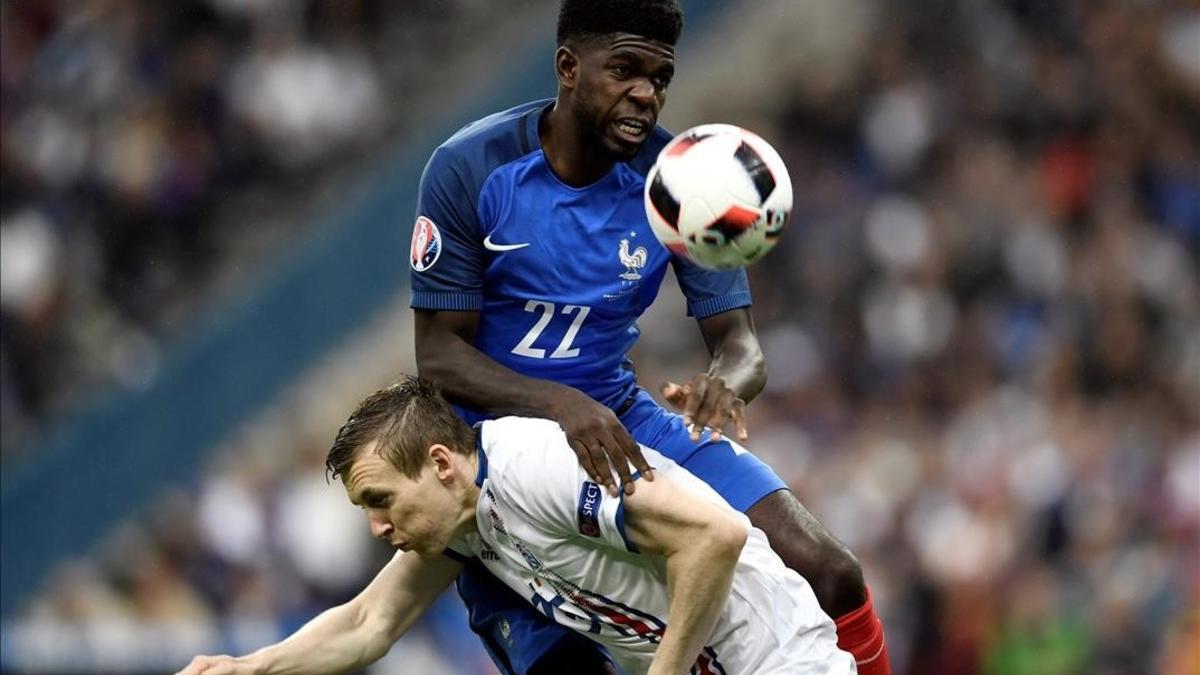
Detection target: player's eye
<box><xmin>651</xmin><ymin>75</ymin><xmax>671</xmax><ymax>90</ymax></box>
<box><xmin>611</xmin><ymin>63</ymin><xmax>632</xmax><ymax>78</ymax></box>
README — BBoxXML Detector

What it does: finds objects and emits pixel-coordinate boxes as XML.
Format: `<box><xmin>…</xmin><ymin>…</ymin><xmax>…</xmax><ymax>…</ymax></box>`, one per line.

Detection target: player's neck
<box><xmin>455</xmin><ymin>453</ymin><xmax>483</xmax><ymax>537</ymax></box>
<box><xmin>541</xmin><ymin>102</ymin><xmax>616</xmax><ymax>187</ymax></box>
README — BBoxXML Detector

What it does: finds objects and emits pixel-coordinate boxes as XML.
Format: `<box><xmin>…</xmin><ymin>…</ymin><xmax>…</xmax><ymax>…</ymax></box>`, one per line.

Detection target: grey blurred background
<box><xmin>1</xmin><ymin>1</ymin><xmax>1197</xmax><ymax>673</ymax></box>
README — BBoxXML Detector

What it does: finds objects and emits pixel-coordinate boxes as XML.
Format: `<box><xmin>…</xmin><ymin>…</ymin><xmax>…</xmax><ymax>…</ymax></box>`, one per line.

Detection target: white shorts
<box><xmin>715</xmin><ymin>532</ymin><xmax>858</xmax><ymax>674</ymax></box>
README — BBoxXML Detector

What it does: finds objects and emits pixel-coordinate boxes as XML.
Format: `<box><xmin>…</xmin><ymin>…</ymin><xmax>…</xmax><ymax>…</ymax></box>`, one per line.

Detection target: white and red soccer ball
<box><xmin>644</xmin><ymin>124</ymin><xmax>793</xmax><ymax>270</ymax></box>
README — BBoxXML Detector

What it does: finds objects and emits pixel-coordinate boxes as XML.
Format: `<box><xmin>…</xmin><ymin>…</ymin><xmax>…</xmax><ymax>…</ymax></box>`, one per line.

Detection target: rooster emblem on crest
<box><xmin>619</xmin><ymin>238</ymin><xmax>648</xmax><ymax>281</ymax></box>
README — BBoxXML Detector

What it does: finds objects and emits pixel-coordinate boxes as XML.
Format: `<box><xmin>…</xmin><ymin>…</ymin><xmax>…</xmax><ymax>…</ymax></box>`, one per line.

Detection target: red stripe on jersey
<box><xmin>576</xmin><ymin>596</ymin><xmax>663</xmax><ymax>638</ymax></box>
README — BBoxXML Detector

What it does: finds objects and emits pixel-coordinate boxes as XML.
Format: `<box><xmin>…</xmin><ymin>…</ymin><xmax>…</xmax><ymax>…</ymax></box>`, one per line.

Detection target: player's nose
<box><xmin>627</xmin><ymin>79</ymin><xmax>656</xmax><ymax>107</ymax></box>
<box><xmin>368</xmin><ymin>515</ymin><xmax>394</xmax><ymax>540</ymax></box>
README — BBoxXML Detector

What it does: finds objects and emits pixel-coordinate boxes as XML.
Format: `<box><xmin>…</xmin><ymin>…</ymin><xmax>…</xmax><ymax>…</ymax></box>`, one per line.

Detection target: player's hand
<box><xmin>550</xmin><ymin>388</ymin><xmax>654</xmax><ymax>496</ymax></box>
<box><xmin>175</xmin><ymin>654</ymin><xmax>259</xmax><ymax>675</ymax></box>
<box><xmin>661</xmin><ymin>375</ymin><xmax>748</xmax><ymax>443</ymax></box>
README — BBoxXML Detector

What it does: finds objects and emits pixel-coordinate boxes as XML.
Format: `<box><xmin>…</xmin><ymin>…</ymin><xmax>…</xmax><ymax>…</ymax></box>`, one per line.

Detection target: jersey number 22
<box><xmin>511</xmin><ymin>301</ymin><xmax>590</xmax><ymax>359</ymax></box>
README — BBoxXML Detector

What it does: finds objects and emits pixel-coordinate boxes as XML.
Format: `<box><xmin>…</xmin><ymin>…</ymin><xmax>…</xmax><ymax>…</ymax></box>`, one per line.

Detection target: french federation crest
<box><xmin>618</xmin><ymin>238</ymin><xmax>648</xmax><ymax>281</ymax></box>
<box><xmin>604</xmin><ymin>234</ymin><xmax>649</xmax><ymax>301</ymax></box>
<box><xmin>410</xmin><ymin>216</ymin><xmax>442</xmax><ymax>272</ymax></box>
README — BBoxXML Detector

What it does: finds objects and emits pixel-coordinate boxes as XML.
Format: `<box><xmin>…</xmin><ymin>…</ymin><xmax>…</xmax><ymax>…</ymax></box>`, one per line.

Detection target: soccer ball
<box><xmin>644</xmin><ymin>124</ymin><xmax>792</xmax><ymax>270</ymax></box>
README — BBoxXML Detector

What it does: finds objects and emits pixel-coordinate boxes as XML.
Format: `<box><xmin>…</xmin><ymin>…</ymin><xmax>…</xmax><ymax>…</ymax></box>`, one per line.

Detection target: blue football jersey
<box><xmin>409</xmin><ymin>99</ymin><xmax>752</xmax><ymax>422</ymax></box>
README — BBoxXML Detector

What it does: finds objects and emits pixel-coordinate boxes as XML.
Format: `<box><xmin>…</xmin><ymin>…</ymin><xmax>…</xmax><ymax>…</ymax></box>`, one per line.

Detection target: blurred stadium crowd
<box><xmin>0</xmin><ymin>0</ymin><xmax>506</xmax><ymax>454</ymax></box>
<box><xmin>2</xmin><ymin>1</ymin><xmax>1198</xmax><ymax>674</ymax></box>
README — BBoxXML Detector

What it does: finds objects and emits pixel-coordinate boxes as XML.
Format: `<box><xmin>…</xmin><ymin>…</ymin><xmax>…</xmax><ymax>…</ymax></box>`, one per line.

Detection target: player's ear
<box><xmin>554</xmin><ymin>45</ymin><xmax>580</xmax><ymax>89</ymax></box>
<box><xmin>428</xmin><ymin>444</ymin><xmax>456</xmax><ymax>482</ymax></box>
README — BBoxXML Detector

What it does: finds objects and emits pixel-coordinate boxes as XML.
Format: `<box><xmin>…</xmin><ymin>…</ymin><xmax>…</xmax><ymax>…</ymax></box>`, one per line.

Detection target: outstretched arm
<box><xmin>622</xmin><ymin>476</ymin><xmax>749</xmax><ymax>675</ymax></box>
<box><xmin>176</xmin><ymin>551</ymin><xmax>461</xmax><ymax>675</ymax></box>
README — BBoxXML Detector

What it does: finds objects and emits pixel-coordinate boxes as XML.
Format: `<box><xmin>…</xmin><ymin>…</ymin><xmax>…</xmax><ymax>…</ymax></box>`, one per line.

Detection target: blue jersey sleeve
<box><xmin>409</xmin><ymin>147</ymin><xmax>486</xmax><ymax>311</ymax></box>
<box><xmin>671</xmin><ymin>258</ymin><xmax>753</xmax><ymax>318</ymax></box>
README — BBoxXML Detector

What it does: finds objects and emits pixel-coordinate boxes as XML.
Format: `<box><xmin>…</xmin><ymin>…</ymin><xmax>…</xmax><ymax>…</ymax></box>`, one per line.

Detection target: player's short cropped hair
<box><xmin>556</xmin><ymin>0</ymin><xmax>684</xmax><ymax>47</ymax></box>
<box><xmin>326</xmin><ymin>375</ymin><xmax>475</xmax><ymax>481</ymax></box>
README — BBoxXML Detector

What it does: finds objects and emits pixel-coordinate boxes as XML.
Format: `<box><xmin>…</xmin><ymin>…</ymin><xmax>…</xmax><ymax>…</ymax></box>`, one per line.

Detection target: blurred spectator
<box><xmin>227</xmin><ymin>25</ymin><xmax>382</xmax><ymax>168</ymax></box>
<box><xmin>0</xmin><ymin>0</ymin><xmax>433</xmax><ymax>455</ymax></box>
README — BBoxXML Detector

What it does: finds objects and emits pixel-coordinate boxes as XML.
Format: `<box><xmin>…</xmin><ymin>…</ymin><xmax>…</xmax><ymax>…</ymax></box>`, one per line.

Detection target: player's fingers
<box><xmin>695</xmin><ymin>386</ymin><xmax>733</xmax><ymax>441</ymax></box>
<box><xmin>569</xmin><ymin>439</ymin><xmax>604</xmax><ymax>488</ymax></box>
<box><xmin>600</xmin><ymin>429</ymin><xmax>638</xmax><ymax>495</ymax></box>
<box><xmin>683</xmin><ymin>378</ymin><xmax>708</xmax><ymax>440</ymax></box>
<box><xmin>175</xmin><ymin>656</ymin><xmax>208</xmax><ymax>675</ymax></box>
<box><xmin>707</xmin><ymin>388</ymin><xmax>738</xmax><ymax>441</ymax></box>
<box><xmin>176</xmin><ymin>655</ymin><xmax>225</xmax><ymax>675</ymax></box>
<box><xmin>622</xmin><ymin>434</ymin><xmax>654</xmax><ymax>483</ymax></box>
<box><xmin>731</xmin><ymin>399</ymin><xmax>749</xmax><ymax>441</ymax></box>
<box><xmin>660</xmin><ymin>381</ymin><xmax>687</xmax><ymax>407</ymax></box>
<box><xmin>588</xmin><ymin>444</ymin><xmax>617</xmax><ymax>496</ymax></box>
<box><xmin>586</xmin><ymin>440</ymin><xmax>619</xmax><ymax>497</ymax></box>
<box><xmin>690</xmin><ymin>379</ymin><xmax>728</xmax><ymax>441</ymax></box>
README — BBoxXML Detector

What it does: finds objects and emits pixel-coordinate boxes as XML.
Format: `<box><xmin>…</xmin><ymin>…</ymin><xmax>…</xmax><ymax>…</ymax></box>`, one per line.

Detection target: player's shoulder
<box><xmin>428</xmin><ymin>99</ymin><xmax>550</xmax><ymax>177</ymax></box>
<box><xmin>479</xmin><ymin>416</ymin><xmax>564</xmax><ymax>455</ymax></box>
<box><xmin>478</xmin><ymin>417</ymin><xmax>570</xmax><ymax>482</ymax></box>
<box><xmin>478</xmin><ymin>417</ymin><xmax>582</xmax><ymax>525</ymax></box>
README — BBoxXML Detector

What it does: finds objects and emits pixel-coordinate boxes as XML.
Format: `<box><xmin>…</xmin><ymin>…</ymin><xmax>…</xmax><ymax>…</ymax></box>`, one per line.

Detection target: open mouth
<box><xmin>614</xmin><ymin>117</ymin><xmax>650</xmax><ymax>142</ymax></box>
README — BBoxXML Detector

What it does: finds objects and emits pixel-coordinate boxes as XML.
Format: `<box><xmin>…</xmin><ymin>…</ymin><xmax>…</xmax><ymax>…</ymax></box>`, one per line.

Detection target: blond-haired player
<box><xmin>178</xmin><ymin>378</ymin><xmax>854</xmax><ymax>675</ymax></box>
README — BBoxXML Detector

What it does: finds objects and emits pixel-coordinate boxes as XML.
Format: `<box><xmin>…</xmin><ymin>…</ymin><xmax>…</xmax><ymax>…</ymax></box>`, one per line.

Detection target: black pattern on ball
<box><xmin>648</xmin><ymin>170</ymin><xmax>682</xmax><ymax>230</ymax></box>
<box><xmin>734</xmin><ymin>141</ymin><xmax>776</xmax><ymax>203</ymax></box>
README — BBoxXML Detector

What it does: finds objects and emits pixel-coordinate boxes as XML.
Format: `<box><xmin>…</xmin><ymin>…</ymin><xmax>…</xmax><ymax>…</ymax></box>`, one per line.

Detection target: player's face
<box><xmin>572</xmin><ymin>33</ymin><xmax>674</xmax><ymax>161</ymax></box>
<box><xmin>342</xmin><ymin>446</ymin><xmax>462</xmax><ymax>557</ymax></box>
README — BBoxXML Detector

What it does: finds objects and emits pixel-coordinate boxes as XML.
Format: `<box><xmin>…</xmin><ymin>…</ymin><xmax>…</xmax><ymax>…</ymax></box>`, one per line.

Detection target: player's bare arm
<box><xmin>661</xmin><ymin>307</ymin><xmax>764</xmax><ymax>442</ymax></box>
<box><xmin>621</xmin><ymin>473</ymin><xmax>749</xmax><ymax>675</ymax></box>
<box><xmin>175</xmin><ymin>550</ymin><xmax>461</xmax><ymax>675</ymax></box>
<box><xmin>415</xmin><ymin>309</ymin><xmax>653</xmax><ymax>496</ymax></box>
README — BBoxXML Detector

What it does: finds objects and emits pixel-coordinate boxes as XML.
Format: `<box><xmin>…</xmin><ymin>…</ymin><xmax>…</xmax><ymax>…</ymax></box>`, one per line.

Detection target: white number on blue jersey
<box><xmin>511</xmin><ymin>301</ymin><xmax>591</xmax><ymax>359</ymax></box>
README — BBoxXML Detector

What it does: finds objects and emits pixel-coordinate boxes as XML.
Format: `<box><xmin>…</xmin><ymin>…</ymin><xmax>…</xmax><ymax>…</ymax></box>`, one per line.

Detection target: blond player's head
<box><xmin>326</xmin><ymin>376</ymin><xmax>478</xmax><ymax>555</ymax></box>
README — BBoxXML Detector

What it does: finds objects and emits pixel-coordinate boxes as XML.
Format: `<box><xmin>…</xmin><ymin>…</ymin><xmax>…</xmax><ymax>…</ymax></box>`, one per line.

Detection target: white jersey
<box><xmin>446</xmin><ymin>417</ymin><xmax>856</xmax><ymax>675</ymax></box>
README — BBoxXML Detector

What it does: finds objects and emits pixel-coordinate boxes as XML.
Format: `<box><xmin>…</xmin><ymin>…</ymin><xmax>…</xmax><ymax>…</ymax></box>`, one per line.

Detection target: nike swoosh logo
<box><xmin>483</xmin><ymin>234</ymin><xmax>531</xmax><ymax>252</ymax></box>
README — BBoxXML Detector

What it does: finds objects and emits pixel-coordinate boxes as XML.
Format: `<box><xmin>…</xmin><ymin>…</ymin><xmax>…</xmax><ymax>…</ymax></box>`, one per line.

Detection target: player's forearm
<box><xmin>418</xmin><ymin>330</ymin><xmax>589</xmax><ymax>418</ymax></box>
<box><xmin>648</xmin><ymin>522</ymin><xmax>748</xmax><ymax>675</ymax></box>
<box><xmin>707</xmin><ymin>338</ymin><xmax>765</xmax><ymax>403</ymax></box>
<box><xmin>697</xmin><ymin>310</ymin><xmax>766</xmax><ymax>403</ymax></box>
<box><xmin>241</xmin><ymin>600</ymin><xmax>395</xmax><ymax>674</ymax></box>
